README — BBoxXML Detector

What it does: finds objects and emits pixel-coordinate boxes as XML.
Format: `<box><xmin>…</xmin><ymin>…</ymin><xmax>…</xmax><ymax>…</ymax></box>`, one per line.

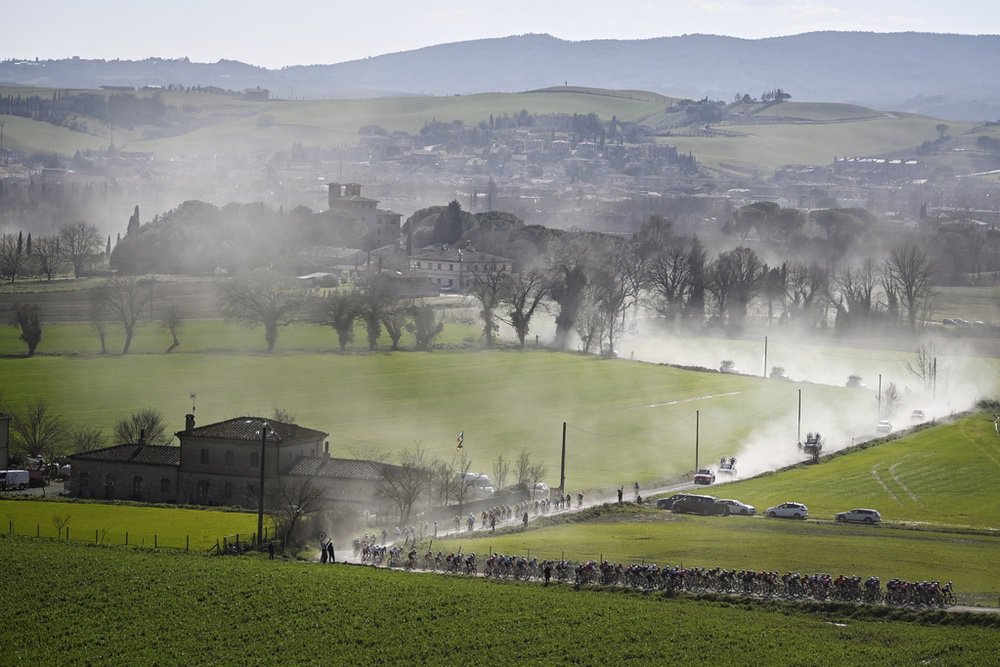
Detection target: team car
<box><xmin>693</xmin><ymin>468</ymin><xmax>716</xmax><ymax>485</ymax></box>
<box><xmin>766</xmin><ymin>502</ymin><xmax>808</xmax><ymax>519</ymax></box>
<box><xmin>836</xmin><ymin>508</ymin><xmax>881</xmax><ymax>524</ymax></box>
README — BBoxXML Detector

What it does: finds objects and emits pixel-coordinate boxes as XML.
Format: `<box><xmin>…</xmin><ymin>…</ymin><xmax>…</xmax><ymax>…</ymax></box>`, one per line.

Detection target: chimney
<box><xmin>138</xmin><ymin>429</ymin><xmax>146</xmax><ymax>447</ymax></box>
<box><xmin>324</xmin><ymin>441</ymin><xmax>330</xmax><ymax>458</ymax></box>
<box><xmin>185</xmin><ymin>413</ymin><xmax>195</xmax><ymax>434</ymax></box>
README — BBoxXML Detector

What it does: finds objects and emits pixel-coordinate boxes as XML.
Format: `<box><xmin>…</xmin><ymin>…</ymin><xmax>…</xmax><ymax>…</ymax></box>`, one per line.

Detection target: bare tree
<box><xmin>59</xmin><ymin>222</ymin><xmax>102</xmax><ymax>279</ymax></box>
<box><xmin>887</xmin><ymin>245</ymin><xmax>935</xmax><ymax>331</ymax></box>
<box><xmin>380</xmin><ymin>303</ymin><xmax>409</xmax><ymax>351</ymax></box>
<box><xmin>377</xmin><ymin>443</ymin><xmax>431</xmax><ymax>523</ymax></box>
<box><xmin>160</xmin><ymin>304</ymin><xmax>183</xmax><ymax>353</ymax></box>
<box><xmin>513</xmin><ymin>448</ymin><xmax>533</xmax><ymax>489</ymax></box>
<box><xmin>491</xmin><ymin>453</ymin><xmax>510</xmax><ymax>491</ymax></box>
<box><xmin>450</xmin><ymin>451</ymin><xmax>476</xmax><ymax>512</ymax></box>
<box><xmin>70</xmin><ymin>424</ymin><xmax>107</xmax><ymax>453</ymax></box>
<box><xmin>316</xmin><ymin>288</ymin><xmax>362</xmax><ymax>351</ymax></box>
<box><xmin>32</xmin><ymin>237</ymin><xmax>65</xmax><ymax>281</ymax></box>
<box><xmin>501</xmin><ymin>269</ymin><xmax>551</xmax><ymax>348</ymax></box>
<box><xmin>466</xmin><ymin>264</ymin><xmax>508</xmax><ymax>347</ymax></box>
<box><xmin>907</xmin><ymin>342</ymin><xmax>937</xmax><ymax>391</ymax></box>
<box><xmin>271</xmin><ymin>407</ymin><xmax>296</xmax><ymax>424</ymax></box>
<box><xmin>9</xmin><ymin>400</ymin><xmax>68</xmax><ymax>460</ymax></box>
<box><xmin>101</xmin><ymin>276</ymin><xmax>154</xmax><ymax>354</ymax></box>
<box><xmin>0</xmin><ymin>233</ymin><xmax>28</xmax><ymax>283</ymax></box>
<box><xmin>113</xmin><ymin>408</ymin><xmax>168</xmax><ymax>445</ymax></box>
<box><xmin>219</xmin><ymin>271</ymin><xmax>308</xmax><ymax>351</ymax></box>
<box><xmin>549</xmin><ymin>237</ymin><xmax>591</xmax><ymax>350</ymax></box>
<box><xmin>406</xmin><ymin>303</ymin><xmax>443</xmax><ymax>351</ymax></box>
<box><xmin>358</xmin><ymin>273</ymin><xmax>397</xmax><ymax>350</ymax></box>
<box><xmin>89</xmin><ymin>288</ymin><xmax>111</xmax><ymax>354</ymax></box>
<box><xmin>882</xmin><ymin>382</ymin><xmax>902</xmax><ymax>418</ymax></box>
<box><xmin>708</xmin><ymin>247</ymin><xmax>766</xmax><ymax>327</ymax></box>
<box><xmin>265</xmin><ymin>476</ymin><xmax>326</xmax><ymax>547</ymax></box>
<box><xmin>526</xmin><ymin>462</ymin><xmax>549</xmax><ymax>496</ymax></box>
<box><xmin>10</xmin><ymin>302</ymin><xmax>42</xmax><ymax>356</ymax></box>
<box><xmin>648</xmin><ymin>242</ymin><xmax>693</xmax><ymax>320</ymax></box>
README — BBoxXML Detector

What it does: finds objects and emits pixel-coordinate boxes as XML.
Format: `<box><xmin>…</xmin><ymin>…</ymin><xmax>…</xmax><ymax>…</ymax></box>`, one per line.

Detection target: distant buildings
<box><xmin>327</xmin><ymin>182</ymin><xmax>402</xmax><ymax>248</ymax></box>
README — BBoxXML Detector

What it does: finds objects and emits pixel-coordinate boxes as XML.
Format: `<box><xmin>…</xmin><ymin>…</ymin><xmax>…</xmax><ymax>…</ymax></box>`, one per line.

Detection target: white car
<box><xmin>910</xmin><ymin>410</ymin><xmax>926</xmax><ymax>422</ymax></box>
<box><xmin>715</xmin><ymin>499</ymin><xmax>755</xmax><ymax>516</ymax></box>
<box><xmin>876</xmin><ymin>420</ymin><xmax>893</xmax><ymax>434</ymax></box>
<box><xmin>766</xmin><ymin>502</ymin><xmax>808</xmax><ymax>519</ymax></box>
<box><xmin>836</xmin><ymin>508</ymin><xmax>881</xmax><ymax>524</ymax></box>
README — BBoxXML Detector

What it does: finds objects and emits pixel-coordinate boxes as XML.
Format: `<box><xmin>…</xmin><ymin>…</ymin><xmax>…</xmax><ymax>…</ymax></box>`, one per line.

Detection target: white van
<box><xmin>0</xmin><ymin>470</ymin><xmax>30</xmax><ymax>491</ymax></box>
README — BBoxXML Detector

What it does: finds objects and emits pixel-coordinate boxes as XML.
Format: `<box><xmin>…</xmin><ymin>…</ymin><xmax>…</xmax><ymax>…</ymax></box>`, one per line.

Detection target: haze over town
<box><xmin>6</xmin><ymin>0</ymin><xmax>999</xmax><ymax>68</ymax></box>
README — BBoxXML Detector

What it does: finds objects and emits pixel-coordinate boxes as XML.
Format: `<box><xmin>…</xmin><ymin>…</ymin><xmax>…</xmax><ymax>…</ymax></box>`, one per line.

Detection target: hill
<box><xmin>2</xmin><ymin>32</ymin><xmax>999</xmax><ymax>120</ymax></box>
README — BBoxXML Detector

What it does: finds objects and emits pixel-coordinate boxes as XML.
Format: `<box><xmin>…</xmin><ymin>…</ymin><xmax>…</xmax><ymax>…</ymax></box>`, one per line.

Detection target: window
<box><xmin>78</xmin><ymin>472</ymin><xmax>90</xmax><ymax>489</ymax></box>
<box><xmin>224</xmin><ymin>482</ymin><xmax>233</xmax><ymax>498</ymax></box>
<box><xmin>416</xmin><ymin>261</ymin><xmax>421</xmax><ymax>268</ymax></box>
<box><xmin>247</xmin><ymin>483</ymin><xmax>258</xmax><ymax>498</ymax></box>
<box><xmin>133</xmin><ymin>476</ymin><xmax>144</xmax><ymax>495</ymax></box>
<box><xmin>105</xmin><ymin>474</ymin><xmax>117</xmax><ymax>498</ymax></box>
<box><xmin>225</xmin><ymin>450</ymin><xmax>234</xmax><ymax>466</ymax></box>
<box><xmin>437</xmin><ymin>263</ymin><xmax>442</xmax><ymax>270</ymax></box>
<box><xmin>449</xmin><ymin>263</ymin><xmax>454</xmax><ymax>271</ymax></box>
<box><xmin>197</xmin><ymin>480</ymin><xmax>210</xmax><ymax>498</ymax></box>
<box><xmin>200</xmin><ymin>448</ymin><xmax>209</xmax><ymax>464</ymax></box>
<box><xmin>447</xmin><ymin>278</ymin><xmax>453</xmax><ymax>286</ymax></box>
<box><xmin>250</xmin><ymin>452</ymin><xmax>259</xmax><ymax>467</ymax></box>
<box><xmin>160</xmin><ymin>478</ymin><xmax>171</xmax><ymax>493</ymax></box>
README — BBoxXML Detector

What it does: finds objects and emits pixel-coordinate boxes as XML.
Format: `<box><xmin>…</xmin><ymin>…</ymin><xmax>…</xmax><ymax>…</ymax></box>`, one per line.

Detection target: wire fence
<box><xmin>3</xmin><ymin>518</ymin><xmax>268</xmax><ymax>553</ymax></box>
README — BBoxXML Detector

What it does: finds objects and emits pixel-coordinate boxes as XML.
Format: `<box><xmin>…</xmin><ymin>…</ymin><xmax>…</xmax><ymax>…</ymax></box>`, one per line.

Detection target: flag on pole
<box><xmin>456</xmin><ymin>431</ymin><xmax>464</xmax><ymax>449</ymax></box>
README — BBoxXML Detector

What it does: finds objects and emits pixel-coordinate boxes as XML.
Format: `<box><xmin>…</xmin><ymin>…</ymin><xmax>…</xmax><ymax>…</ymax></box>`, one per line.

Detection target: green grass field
<box><xmin>0</xmin><ymin>498</ymin><xmax>259</xmax><ymax>549</ymax></box>
<box><xmin>1</xmin><ymin>538</ymin><xmax>996</xmax><ymax>665</ymax></box>
<box><xmin>665</xmin><ymin>113</ymin><xmax>970</xmax><ymax>175</ymax></box>
<box><xmin>0</xmin><ymin>347</ymin><xmax>859</xmax><ymax>489</ymax></box>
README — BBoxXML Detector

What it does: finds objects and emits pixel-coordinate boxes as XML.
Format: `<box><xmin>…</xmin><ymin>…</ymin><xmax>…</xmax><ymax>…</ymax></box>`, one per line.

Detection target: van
<box><xmin>0</xmin><ymin>470</ymin><xmax>30</xmax><ymax>491</ymax></box>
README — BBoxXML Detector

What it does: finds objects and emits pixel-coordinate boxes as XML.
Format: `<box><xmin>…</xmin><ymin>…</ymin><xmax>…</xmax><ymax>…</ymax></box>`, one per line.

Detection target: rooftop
<box><xmin>285</xmin><ymin>456</ymin><xmax>389</xmax><ymax>481</ymax></box>
<box><xmin>180</xmin><ymin>417</ymin><xmax>327</xmax><ymax>443</ymax></box>
<box><xmin>70</xmin><ymin>444</ymin><xmax>180</xmax><ymax>467</ymax></box>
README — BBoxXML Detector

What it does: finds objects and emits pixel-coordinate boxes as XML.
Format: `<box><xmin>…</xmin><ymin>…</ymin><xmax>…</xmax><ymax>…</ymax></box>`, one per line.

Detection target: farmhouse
<box><xmin>67</xmin><ymin>415</ymin><xmax>397</xmax><ymax>516</ymax></box>
<box><xmin>409</xmin><ymin>247</ymin><xmax>515</xmax><ymax>292</ymax></box>
<box><xmin>327</xmin><ymin>182</ymin><xmax>403</xmax><ymax>248</ymax></box>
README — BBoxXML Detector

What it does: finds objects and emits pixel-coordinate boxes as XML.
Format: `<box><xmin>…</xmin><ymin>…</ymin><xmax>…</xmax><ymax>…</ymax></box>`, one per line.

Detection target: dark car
<box><xmin>671</xmin><ymin>494</ymin><xmax>720</xmax><ymax>515</ymax></box>
<box><xmin>656</xmin><ymin>493</ymin><xmax>695</xmax><ymax>510</ymax></box>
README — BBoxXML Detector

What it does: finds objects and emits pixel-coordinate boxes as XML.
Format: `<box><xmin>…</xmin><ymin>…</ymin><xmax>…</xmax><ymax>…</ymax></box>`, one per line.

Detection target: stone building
<box><xmin>327</xmin><ymin>182</ymin><xmax>403</xmax><ymax>248</ymax></box>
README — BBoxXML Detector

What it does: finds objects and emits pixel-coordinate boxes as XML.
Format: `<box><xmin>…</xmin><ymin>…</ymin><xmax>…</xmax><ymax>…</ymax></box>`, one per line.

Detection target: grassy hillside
<box><xmin>0</xmin><ymin>347</ymin><xmax>858</xmax><ymax>488</ymax></box>
<box><xmin>2</xmin><ymin>538</ymin><xmax>996</xmax><ymax>665</ymax></box>
<box><xmin>665</xmin><ymin>113</ymin><xmax>969</xmax><ymax>175</ymax></box>
<box><xmin>2</xmin><ymin>87</ymin><xmax>666</xmax><ymax>158</ymax></box>
<box><xmin>751</xmin><ymin>102</ymin><xmax>887</xmax><ymax>122</ymax></box>
<box><xmin>436</xmin><ymin>413</ymin><xmax>1000</xmax><ymax>599</ymax></box>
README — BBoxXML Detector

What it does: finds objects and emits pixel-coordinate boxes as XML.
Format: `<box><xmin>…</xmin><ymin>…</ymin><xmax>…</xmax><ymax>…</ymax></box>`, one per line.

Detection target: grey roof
<box><xmin>179</xmin><ymin>417</ymin><xmax>327</xmax><ymax>443</ymax></box>
<box><xmin>70</xmin><ymin>444</ymin><xmax>180</xmax><ymax>467</ymax></box>
<box><xmin>285</xmin><ymin>456</ymin><xmax>389</xmax><ymax>481</ymax></box>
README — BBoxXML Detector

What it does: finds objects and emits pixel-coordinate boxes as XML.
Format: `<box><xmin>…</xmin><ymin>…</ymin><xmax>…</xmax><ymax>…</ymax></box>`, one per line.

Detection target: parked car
<box><xmin>876</xmin><ymin>420</ymin><xmax>893</xmax><ymax>434</ymax></box>
<box><xmin>715</xmin><ymin>499</ymin><xmax>755</xmax><ymax>516</ymax></box>
<box><xmin>671</xmin><ymin>494</ymin><xmax>719</xmax><ymax>515</ymax></box>
<box><xmin>656</xmin><ymin>493</ymin><xmax>694</xmax><ymax>510</ymax></box>
<box><xmin>766</xmin><ymin>502</ymin><xmax>808</xmax><ymax>519</ymax></box>
<box><xmin>910</xmin><ymin>410</ymin><xmax>926</xmax><ymax>422</ymax></box>
<box><xmin>835</xmin><ymin>508</ymin><xmax>881</xmax><ymax>524</ymax></box>
<box><xmin>693</xmin><ymin>468</ymin><xmax>716</xmax><ymax>485</ymax></box>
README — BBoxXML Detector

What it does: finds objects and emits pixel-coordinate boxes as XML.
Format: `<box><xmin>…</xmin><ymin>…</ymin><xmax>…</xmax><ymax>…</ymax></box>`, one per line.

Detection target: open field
<box><xmin>750</xmin><ymin>102</ymin><xmax>887</xmax><ymax>122</ymax></box>
<box><xmin>1</xmin><ymin>538</ymin><xmax>997</xmax><ymax>665</ymax></box>
<box><xmin>0</xmin><ymin>498</ymin><xmax>259</xmax><ymax>550</ymax></box>
<box><xmin>664</xmin><ymin>113</ymin><xmax>971</xmax><ymax>175</ymax></box>
<box><xmin>0</xmin><ymin>349</ymin><xmax>860</xmax><ymax>489</ymax></box>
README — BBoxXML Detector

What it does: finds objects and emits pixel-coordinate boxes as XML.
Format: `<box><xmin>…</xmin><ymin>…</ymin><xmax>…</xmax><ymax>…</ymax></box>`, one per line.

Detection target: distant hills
<box><xmin>3</xmin><ymin>32</ymin><xmax>1000</xmax><ymax>120</ymax></box>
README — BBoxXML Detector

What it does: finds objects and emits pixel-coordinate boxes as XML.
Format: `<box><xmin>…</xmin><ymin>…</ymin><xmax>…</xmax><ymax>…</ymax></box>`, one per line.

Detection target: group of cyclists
<box><xmin>356</xmin><ymin>544</ymin><xmax>956</xmax><ymax>608</ymax></box>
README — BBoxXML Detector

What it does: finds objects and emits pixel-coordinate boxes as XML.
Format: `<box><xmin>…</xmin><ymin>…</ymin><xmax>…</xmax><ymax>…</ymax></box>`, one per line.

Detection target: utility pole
<box><xmin>763</xmin><ymin>335</ymin><xmax>768</xmax><ymax>378</ymax></box>
<box><xmin>877</xmin><ymin>374</ymin><xmax>882</xmax><ymax>419</ymax></box>
<box><xmin>0</xmin><ymin>121</ymin><xmax>5</xmax><ymax>163</ymax></box>
<box><xmin>559</xmin><ymin>422</ymin><xmax>566</xmax><ymax>495</ymax></box>
<box><xmin>797</xmin><ymin>389</ymin><xmax>802</xmax><ymax>445</ymax></box>
<box><xmin>695</xmin><ymin>410</ymin><xmax>700</xmax><ymax>472</ymax></box>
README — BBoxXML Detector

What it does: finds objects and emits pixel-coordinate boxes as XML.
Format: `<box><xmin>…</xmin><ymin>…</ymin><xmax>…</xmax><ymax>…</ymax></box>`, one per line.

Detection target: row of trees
<box><xmin>0</xmin><ymin>222</ymin><xmax>106</xmax><ymax>282</ymax></box>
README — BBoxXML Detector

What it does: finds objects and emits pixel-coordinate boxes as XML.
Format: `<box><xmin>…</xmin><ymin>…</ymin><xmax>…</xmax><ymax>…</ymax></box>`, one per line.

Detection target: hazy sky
<box><xmin>6</xmin><ymin>0</ymin><xmax>998</xmax><ymax>69</ymax></box>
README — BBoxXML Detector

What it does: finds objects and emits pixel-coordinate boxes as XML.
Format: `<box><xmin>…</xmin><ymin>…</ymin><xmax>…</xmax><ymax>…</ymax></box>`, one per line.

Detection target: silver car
<box><xmin>836</xmin><ymin>508</ymin><xmax>881</xmax><ymax>524</ymax></box>
<box><xmin>766</xmin><ymin>502</ymin><xmax>808</xmax><ymax>519</ymax></box>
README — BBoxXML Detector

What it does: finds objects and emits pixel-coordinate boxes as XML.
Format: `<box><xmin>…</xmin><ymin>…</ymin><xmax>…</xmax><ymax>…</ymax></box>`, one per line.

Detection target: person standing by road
<box><xmin>617</xmin><ymin>487</ymin><xmax>623</xmax><ymax>504</ymax></box>
<box><xmin>522</xmin><ymin>512</ymin><xmax>529</xmax><ymax>531</ymax></box>
<box><xmin>633</xmin><ymin>481</ymin><xmax>640</xmax><ymax>499</ymax></box>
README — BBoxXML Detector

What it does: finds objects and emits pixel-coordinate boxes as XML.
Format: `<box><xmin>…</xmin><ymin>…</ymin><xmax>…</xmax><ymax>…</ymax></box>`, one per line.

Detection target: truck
<box><xmin>0</xmin><ymin>469</ymin><xmax>30</xmax><ymax>491</ymax></box>
<box><xmin>693</xmin><ymin>468</ymin><xmax>716</xmax><ymax>485</ymax></box>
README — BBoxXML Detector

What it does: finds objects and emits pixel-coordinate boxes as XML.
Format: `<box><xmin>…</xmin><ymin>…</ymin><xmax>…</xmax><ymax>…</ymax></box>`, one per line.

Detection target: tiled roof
<box><xmin>180</xmin><ymin>417</ymin><xmax>327</xmax><ymax>443</ymax></box>
<box><xmin>411</xmin><ymin>247</ymin><xmax>512</xmax><ymax>263</ymax></box>
<box><xmin>70</xmin><ymin>444</ymin><xmax>180</xmax><ymax>467</ymax></box>
<box><xmin>285</xmin><ymin>456</ymin><xmax>390</xmax><ymax>481</ymax></box>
